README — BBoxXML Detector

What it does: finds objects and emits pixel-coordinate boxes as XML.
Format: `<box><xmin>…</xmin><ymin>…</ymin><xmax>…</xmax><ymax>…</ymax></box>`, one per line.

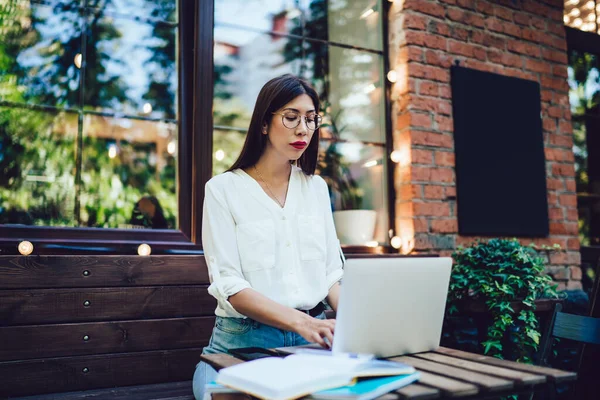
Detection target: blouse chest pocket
<box><xmin>235</xmin><ymin>219</ymin><xmax>276</xmax><ymax>272</ymax></box>
<box><xmin>297</xmin><ymin>215</ymin><xmax>327</xmax><ymax>261</ymax></box>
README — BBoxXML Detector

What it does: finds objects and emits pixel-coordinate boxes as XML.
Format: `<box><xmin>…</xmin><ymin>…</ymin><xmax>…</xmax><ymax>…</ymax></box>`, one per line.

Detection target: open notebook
<box><xmin>215</xmin><ymin>353</ymin><xmax>416</xmax><ymax>400</ymax></box>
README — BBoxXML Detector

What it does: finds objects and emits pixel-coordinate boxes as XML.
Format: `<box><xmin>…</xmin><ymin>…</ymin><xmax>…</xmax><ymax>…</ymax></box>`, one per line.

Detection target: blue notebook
<box><xmin>308</xmin><ymin>372</ymin><xmax>421</xmax><ymax>400</ymax></box>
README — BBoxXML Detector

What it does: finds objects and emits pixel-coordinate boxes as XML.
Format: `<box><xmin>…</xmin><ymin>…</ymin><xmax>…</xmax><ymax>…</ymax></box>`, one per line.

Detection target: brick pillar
<box><xmin>388</xmin><ymin>0</ymin><xmax>582</xmax><ymax>289</ymax></box>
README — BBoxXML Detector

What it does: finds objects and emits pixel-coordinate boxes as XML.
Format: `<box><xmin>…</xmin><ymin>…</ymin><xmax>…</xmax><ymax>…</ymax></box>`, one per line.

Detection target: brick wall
<box><xmin>388</xmin><ymin>0</ymin><xmax>582</xmax><ymax>289</ymax></box>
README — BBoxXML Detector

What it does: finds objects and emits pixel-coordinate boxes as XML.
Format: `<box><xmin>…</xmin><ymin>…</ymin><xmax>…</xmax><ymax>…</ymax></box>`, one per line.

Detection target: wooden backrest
<box><xmin>0</xmin><ymin>255</ymin><xmax>215</xmax><ymax>397</ymax></box>
<box><xmin>552</xmin><ymin>311</ymin><xmax>600</xmax><ymax>345</ymax></box>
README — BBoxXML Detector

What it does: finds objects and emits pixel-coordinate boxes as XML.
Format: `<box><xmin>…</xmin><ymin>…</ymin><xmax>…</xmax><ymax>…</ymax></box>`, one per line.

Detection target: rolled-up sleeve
<box><xmin>315</xmin><ymin>176</ymin><xmax>344</xmax><ymax>289</ymax></box>
<box><xmin>202</xmin><ymin>180</ymin><xmax>251</xmax><ymax>318</ymax></box>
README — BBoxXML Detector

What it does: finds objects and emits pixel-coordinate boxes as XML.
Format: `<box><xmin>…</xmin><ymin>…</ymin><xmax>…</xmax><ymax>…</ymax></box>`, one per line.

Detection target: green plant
<box><xmin>316</xmin><ymin>105</ymin><xmax>364</xmax><ymax>210</ymax></box>
<box><xmin>447</xmin><ymin>238</ymin><xmax>560</xmax><ymax>364</ymax></box>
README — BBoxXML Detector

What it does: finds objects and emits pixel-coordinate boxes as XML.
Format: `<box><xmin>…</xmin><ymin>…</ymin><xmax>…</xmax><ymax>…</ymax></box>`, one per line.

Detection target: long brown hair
<box><xmin>227</xmin><ymin>74</ymin><xmax>320</xmax><ymax>175</ymax></box>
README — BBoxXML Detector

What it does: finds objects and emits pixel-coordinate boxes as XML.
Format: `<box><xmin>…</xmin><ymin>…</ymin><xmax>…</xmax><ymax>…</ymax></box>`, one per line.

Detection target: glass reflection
<box><xmin>0</xmin><ymin>1</ymin><xmax>82</xmax><ymax>107</ymax></box>
<box><xmin>84</xmin><ymin>13</ymin><xmax>177</xmax><ymax>119</ymax></box>
<box><xmin>0</xmin><ymin>107</ymin><xmax>78</xmax><ymax>226</ymax></box>
<box><xmin>215</xmin><ymin>0</ymin><xmax>302</xmax><ymax>34</ymax></box>
<box><xmin>317</xmin><ymin>140</ymin><xmax>388</xmax><ymax>243</ymax></box>
<box><xmin>213</xmin><ymin>130</ymin><xmax>247</xmax><ymax>176</ymax></box>
<box><xmin>301</xmin><ymin>0</ymin><xmax>383</xmax><ymax>51</ymax></box>
<box><xmin>101</xmin><ymin>0</ymin><xmax>177</xmax><ymax>23</ymax></box>
<box><xmin>81</xmin><ymin>115</ymin><xmax>177</xmax><ymax>229</ymax></box>
<box><xmin>214</xmin><ymin>26</ymin><xmax>301</xmax><ymax>127</ymax></box>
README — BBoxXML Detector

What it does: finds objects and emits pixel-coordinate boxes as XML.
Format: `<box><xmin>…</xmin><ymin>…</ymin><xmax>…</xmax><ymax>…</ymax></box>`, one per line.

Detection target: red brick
<box><xmin>541</xmin><ymin>76</ymin><xmax>568</xmax><ymax>92</ymax></box>
<box><xmin>485</xmin><ymin>17</ymin><xmax>504</xmax><ymax>34</ymax></box>
<box><xmin>439</xmin><ymin>84</ymin><xmax>452</xmax><ymax>98</ymax></box>
<box><xmin>412</xmin><ymin>166</ymin><xmax>454</xmax><ymax>183</ymax></box>
<box><xmin>547</xmin><ymin>266</ymin><xmax>569</xmax><ymax>280</ymax></box>
<box><xmin>431</xmin><ymin>219</ymin><xmax>458</xmax><ymax>233</ymax></box>
<box><xmin>404</xmin><ymin>0</ymin><xmax>446</xmax><ymax>17</ymax></box>
<box><xmin>405</xmin><ymin>31</ymin><xmax>447</xmax><ymax>50</ymax></box>
<box><xmin>513</xmin><ymin>13</ymin><xmax>530</xmax><ymax>26</ymax></box>
<box><xmin>419</xmin><ymin>81</ymin><xmax>440</xmax><ymax>96</ymax></box>
<box><xmin>471</xmin><ymin>31</ymin><xmax>506</xmax><ymax>50</ymax></box>
<box><xmin>428</xmin><ymin>20</ymin><xmax>451</xmax><ymax>37</ymax></box>
<box><xmin>503</xmin><ymin>67</ymin><xmax>536</xmax><ymax>82</ymax></box>
<box><xmin>567</xmin><ymin>238</ymin><xmax>580</xmax><ymax>250</ymax></box>
<box><xmin>400</xmin><ymin>184</ymin><xmax>421</xmax><ymax>200</ymax></box>
<box><xmin>414</xmin><ymin>217</ymin><xmax>429</xmax><ymax>233</ymax></box>
<box><xmin>567</xmin><ymin>281</ymin><xmax>583</xmax><ymax>290</ymax></box>
<box><xmin>525</xmin><ymin>59</ymin><xmax>552</xmax><ymax>74</ymax></box>
<box><xmin>547</xmin><ymin>21</ymin><xmax>565</xmax><ymax>38</ymax></box>
<box><xmin>435</xmin><ymin>115</ymin><xmax>454</xmax><ymax>132</ymax></box>
<box><xmin>507</xmin><ymin>39</ymin><xmax>540</xmax><ymax>57</ymax></box>
<box><xmin>549</xmin><ymin>223</ymin><xmax>568</xmax><ymax>235</ymax></box>
<box><xmin>570</xmin><ymin>266</ymin><xmax>583</xmax><ymax>281</ymax></box>
<box><xmin>547</xmin><ymin>106</ymin><xmax>563</xmax><ymax>118</ymax></box>
<box><xmin>548</xmin><ymin>207</ymin><xmax>563</xmax><ymax>220</ymax></box>
<box><xmin>425</xmin><ymin>50</ymin><xmax>453</xmax><ymax>68</ymax></box>
<box><xmin>566</xmin><ymin>208</ymin><xmax>579</xmax><ymax>221</ymax></box>
<box><xmin>404</xmin><ymin>12</ymin><xmax>428</xmax><ymax>30</ymax></box>
<box><xmin>552</xmin><ymin>65</ymin><xmax>568</xmax><ymax>78</ymax></box>
<box><xmin>559</xmin><ymin>194</ymin><xmax>577</xmax><ymax>207</ymax></box>
<box><xmin>546</xmin><ymin>178</ymin><xmax>564</xmax><ymax>190</ymax></box>
<box><xmin>447</xmin><ymin>8</ymin><xmax>485</xmax><ymax>27</ymax></box>
<box><xmin>448</xmin><ymin>40</ymin><xmax>475</xmax><ymax>57</ymax></box>
<box><xmin>551</xmin><ymin>36</ymin><xmax>567</xmax><ymax>51</ymax></box>
<box><xmin>435</xmin><ymin>151</ymin><xmax>455</xmax><ymax>166</ymax></box>
<box><xmin>552</xmin><ymin>164</ymin><xmax>575</xmax><ymax>177</ymax></box>
<box><xmin>450</xmin><ymin>26</ymin><xmax>470</xmax><ymax>41</ymax></box>
<box><xmin>565</xmin><ymin>179</ymin><xmax>576</xmax><ymax>192</ymax></box>
<box><xmin>530</xmin><ymin>16</ymin><xmax>546</xmax><ymax>30</ymax></box>
<box><xmin>437</xmin><ymin>100</ymin><xmax>452</xmax><ymax>115</ymax></box>
<box><xmin>548</xmin><ymin>134</ymin><xmax>573</xmax><ymax>148</ymax></box>
<box><xmin>412</xmin><ymin>130</ymin><xmax>454</xmax><ymax>148</ymax></box>
<box><xmin>550</xmin><ymin>251</ymin><xmax>581</xmax><ymax>265</ymax></box>
<box><xmin>408</xmin><ymin>64</ymin><xmax>451</xmax><ymax>82</ymax></box>
<box><xmin>558</xmin><ymin>119</ymin><xmax>573</xmax><ymax>134</ymax></box>
<box><xmin>476</xmin><ymin>0</ymin><xmax>494</xmax><ymax>15</ymax></box>
<box><xmin>398</xmin><ymin>46</ymin><xmax>424</xmax><ymax>64</ymax></box>
<box><xmin>542</xmin><ymin>48</ymin><xmax>568</xmax><ymax>64</ymax></box>
<box><xmin>548</xmin><ymin>193</ymin><xmax>558</xmax><ymax>205</ymax></box>
<box><xmin>413</xmin><ymin>112</ymin><xmax>433</xmax><ymax>129</ymax></box>
<box><xmin>397</xmin><ymin>112</ymin><xmax>411</xmax><ymax>131</ymax></box>
<box><xmin>503</xmin><ymin>22</ymin><xmax>522</xmax><ymax>38</ymax></box>
<box><xmin>413</xmin><ymin>202</ymin><xmax>451</xmax><ymax>217</ymax></box>
<box><xmin>494</xmin><ymin>5</ymin><xmax>513</xmax><ymax>21</ymax></box>
<box><xmin>424</xmin><ymin>185</ymin><xmax>445</xmax><ymax>199</ymax></box>
<box><xmin>543</xmin><ymin>119</ymin><xmax>557</xmax><ymax>132</ymax></box>
<box><xmin>410</xmin><ymin>95</ymin><xmax>438</xmax><ymax>113</ymax></box>
<box><xmin>445</xmin><ymin>186</ymin><xmax>456</xmax><ymax>198</ymax></box>
<box><xmin>457</xmin><ymin>0</ymin><xmax>477</xmax><ymax>10</ymax></box>
<box><xmin>412</xmin><ymin>149</ymin><xmax>434</xmax><ymax>164</ymax></box>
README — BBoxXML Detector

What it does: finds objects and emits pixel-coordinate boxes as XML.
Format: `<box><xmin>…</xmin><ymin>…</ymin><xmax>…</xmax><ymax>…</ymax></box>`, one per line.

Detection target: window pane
<box><xmin>0</xmin><ymin>1</ymin><xmax>82</xmax><ymax>107</ymax></box>
<box><xmin>303</xmin><ymin>43</ymin><xmax>385</xmax><ymax>143</ymax></box>
<box><xmin>317</xmin><ymin>140</ymin><xmax>389</xmax><ymax>245</ymax></box>
<box><xmin>214</xmin><ymin>26</ymin><xmax>301</xmax><ymax>128</ymax></box>
<box><xmin>215</xmin><ymin>0</ymin><xmax>302</xmax><ymax>34</ymax></box>
<box><xmin>101</xmin><ymin>0</ymin><xmax>177</xmax><ymax>23</ymax></box>
<box><xmin>213</xmin><ymin>130</ymin><xmax>246</xmax><ymax>176</ymax></box>
<box><xmin>0</xmin><ymin>107</ymin><xmax>77</xmax><ymax>226</ymax></box>
<box><xmin>83</xmin><ymin>12</ymin><xmax>177</xmax><ymax>119</ymax></box>
<box><xmin>563</xmin><ymin>0</ymin><xmax>597</xmax><ymax>33</ymax></box>
<box><xmin>301</xmin><ymin>0</ymin><xmax>383</xmax><ymax>51</ymax></box>
<box><xmin>80</xmin><ymin>114</ymin><xmax>177</xmax><ymax>229</ymax></box>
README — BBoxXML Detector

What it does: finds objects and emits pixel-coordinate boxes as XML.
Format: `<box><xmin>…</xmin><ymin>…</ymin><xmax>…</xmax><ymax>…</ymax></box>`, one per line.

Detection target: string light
<box><xmin>363</xmin><ymin>160</ymin><xmax>378</xmax><ymax>168</ymax></box>
<box><xmin>215</xmin><ymin>149</ymin><xmax>225</xmax><ymax>161</ymax></box>
<box><xmin>167</xmin><ymin>141</ymin><xmax>176</xmax><ymax>155</ymax></box>
<box><xmin>390</xmin><ymin>236</ymin><xmax>402</xmax><ymax>249</ymax></box>
<box><xmin>74</xmin><ymin>53</ymin><xmax>82</xmax><ymax>69</ymax></box>
<box><xmin>387</xmin><ymin>70</ymin><xmax>398</xmax><ymax>83</ymax></box>
<box><xmin>390</xmin><ymin>150</ymin><xmax>402</xmax><ymax>163</ymax></box>
<box><xmin>18</xmin><ymin>241</ymin><xmax>33</xmax><ymax>255</ymax></box>
<box><xmin>137</xmin><ymin>244</ymin><xmax>151</xmax><ymax>256</ymax></box>
<box><xmin>365</xmin><ymin>241</ymin><xmax>379</xmax><ymax>247</ymax></box>
<box><xmin>108</xmin><ymin>144</ymin><xmax>117</xmax><ymax>159</ymax></box>
<box><xmin>360</xmin><ymin>7</ymin><xmax>375</xmax><ymax>19</ymax></box>
<box><xmin>142</xmin><ymin>103</ymin><xmax>153</xmax><ymax>114</ymax></box>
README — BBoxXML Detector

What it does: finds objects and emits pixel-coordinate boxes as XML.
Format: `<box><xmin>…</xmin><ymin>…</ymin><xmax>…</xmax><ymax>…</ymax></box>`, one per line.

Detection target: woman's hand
<box><xmin>292</xmin><ymin>316</ymin><xmax>336</xmax><ymax>348</ymax></box>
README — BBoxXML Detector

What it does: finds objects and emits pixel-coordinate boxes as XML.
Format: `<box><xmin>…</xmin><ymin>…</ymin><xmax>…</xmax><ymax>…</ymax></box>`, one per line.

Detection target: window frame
<box><xmin>0</xmin><ymin>0</ymin><xmax>396</xmax><ymax>255</ymax></box>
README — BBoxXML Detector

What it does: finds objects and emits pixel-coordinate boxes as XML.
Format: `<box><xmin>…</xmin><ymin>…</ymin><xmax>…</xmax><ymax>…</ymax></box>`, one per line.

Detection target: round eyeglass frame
<box><xmin>272</xmin><ymin>112</ymin><xmax>322</xmax><ymax>131</ymax></box>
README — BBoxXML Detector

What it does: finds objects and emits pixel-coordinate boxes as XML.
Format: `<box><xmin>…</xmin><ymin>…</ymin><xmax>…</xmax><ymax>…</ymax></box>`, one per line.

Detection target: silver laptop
<box><xmin>280</xmin><ymin>257</ymin><xmax>452</xmax><ymax>358</ymax></box>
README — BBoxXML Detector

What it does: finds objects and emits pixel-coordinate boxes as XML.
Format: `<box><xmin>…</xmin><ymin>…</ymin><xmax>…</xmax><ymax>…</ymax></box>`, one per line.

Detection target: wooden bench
<box><xmin>0</xmin><ymin>255</ymin><xmax>215</xmax><ymax>398</ymax></box>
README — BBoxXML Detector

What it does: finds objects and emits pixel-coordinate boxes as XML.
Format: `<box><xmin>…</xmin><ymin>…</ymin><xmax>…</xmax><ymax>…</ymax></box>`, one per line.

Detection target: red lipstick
<box><xmin>290</xmin><ymin>141</ymin><xmax>307</xmax><ymax>150</ymax></box>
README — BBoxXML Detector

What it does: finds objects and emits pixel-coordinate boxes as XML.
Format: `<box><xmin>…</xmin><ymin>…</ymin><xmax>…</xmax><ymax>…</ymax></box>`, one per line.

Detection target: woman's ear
<box><xmin>262</xmin><ymin>124</ymin><xmax>268</xmax><ymax>134</ymax></box>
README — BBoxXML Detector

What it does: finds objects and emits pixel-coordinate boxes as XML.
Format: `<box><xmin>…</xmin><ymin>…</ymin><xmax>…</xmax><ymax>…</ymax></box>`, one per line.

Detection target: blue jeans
<box><xmin>192</xmin><ymin>312</ymin><xmax>324</xmax><ymax>399</ymax></box>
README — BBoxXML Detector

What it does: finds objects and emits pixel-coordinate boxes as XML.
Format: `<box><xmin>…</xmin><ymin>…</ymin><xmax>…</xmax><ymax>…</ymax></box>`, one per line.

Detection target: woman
<box><xmin>193</xmin><ymin>74</ymin><xmax>344</xmax><ymax>399</ymax></box>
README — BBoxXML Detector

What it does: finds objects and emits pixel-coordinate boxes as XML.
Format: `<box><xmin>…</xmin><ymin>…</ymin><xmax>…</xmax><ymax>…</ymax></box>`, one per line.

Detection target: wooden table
<box><xmin>200</xmin><ymin>347</ymin><xmax>577</xmax><ymax>399</ymax></box>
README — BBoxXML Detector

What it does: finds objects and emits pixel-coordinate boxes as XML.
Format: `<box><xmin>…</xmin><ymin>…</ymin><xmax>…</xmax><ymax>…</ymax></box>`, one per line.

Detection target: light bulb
<box><xmin>137</xmin><ymin>243</ymin><xmax>151</xmax><ymax>256</ymax></box>
<box><xmin>215</xmin><ymin>149</ymin><xmax>225</xmax><ymax>161</ymax></box>
<box><xmin>74</xmin><ymin>53</ymin><xmax>82</xmax><ymax>69</ymax></box>
<box><xmin>18</xmin><ymin>241</ymin><xmax>33</xmax><ymax>255</ymax></box>
<box><xmin>142</xmin><ymin>103</ymin><xmax>152</xmax><ymax>114</ymax></box>
<box><xmin>391</xmin><ymin>236</ymin><xmax>402</xmax><ymax>249</ymax></box>
<box><xmin>390</xmin><ymin>150</ymin><xmax>402</xmax><ymax>163</ymax></box>
<box><xmin>387</xmin><ymin>70</ymin><xmax>397</xmax><ymax>83</ymax></box>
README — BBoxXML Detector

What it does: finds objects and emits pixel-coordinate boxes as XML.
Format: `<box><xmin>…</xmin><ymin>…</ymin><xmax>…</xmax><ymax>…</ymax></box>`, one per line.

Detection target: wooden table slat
<box><xmin>395</xmin><ymin>383</ymin><xmax>441</xmax><ymax>399</ymax></box>
<box><xmin>200</xmin><ymin>353</ymin><xmax>244</xmax><ymax>372</ymax></box>
<box><xmin>394</xmin><ymin>356</ymin><xmax>514</xmax><ymax>392</ymax></box>
<box><xmin>435</xmin><ymin>347</ymin><xmax>577</xmax><ymax>383</ymax></box>
<box><xmin>414</xmin><ymin>352</ymin><xmax>546</xmax><ymax>386</ymax></box>
<box><xmin>413</xmin><ymin>371</ymin><xmax>479</xmax><ymax>398</ymax></box>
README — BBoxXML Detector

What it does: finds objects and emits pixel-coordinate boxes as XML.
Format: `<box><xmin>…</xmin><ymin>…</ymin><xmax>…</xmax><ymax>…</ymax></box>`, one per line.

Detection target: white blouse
<box><xmin>202</xmin><ymin>165</ymin><xmax>344</xmax><ymax>319</ymax></box>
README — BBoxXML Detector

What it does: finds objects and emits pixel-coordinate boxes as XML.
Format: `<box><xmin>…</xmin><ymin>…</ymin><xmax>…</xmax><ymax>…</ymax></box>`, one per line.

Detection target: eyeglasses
<box><xmin>272</xmin><ymin>111</ymin><xmax>322</xmax><ymax>131</ymax></box>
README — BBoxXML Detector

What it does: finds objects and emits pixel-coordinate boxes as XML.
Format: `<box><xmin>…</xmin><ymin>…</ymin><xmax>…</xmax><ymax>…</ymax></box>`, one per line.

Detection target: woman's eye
<box><xmin>285</xmin><ymin>115</ymin><xmax>299</xmax><ymax>121</ymax></box>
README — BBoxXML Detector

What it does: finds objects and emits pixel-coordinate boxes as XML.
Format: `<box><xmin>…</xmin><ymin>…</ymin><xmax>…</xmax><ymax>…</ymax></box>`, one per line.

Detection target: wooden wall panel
<box><xmin>0</xmin><ymin>317</ymin><xmax>214</xmax><ymax>361</ymax></box>
<box><xmin>0</xmin><ymin>256</ymin><xmax>210</xmax><ymax>289</ymax></box>
<box><xmin>0</xmin><ymin>348</ymin><xmax>202</xmax><ymax>397</ymax></box>
<box><xmin>0</xmin><ymin>286</ymin><xmax>216</xmax><ymax>325</ymax></box>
